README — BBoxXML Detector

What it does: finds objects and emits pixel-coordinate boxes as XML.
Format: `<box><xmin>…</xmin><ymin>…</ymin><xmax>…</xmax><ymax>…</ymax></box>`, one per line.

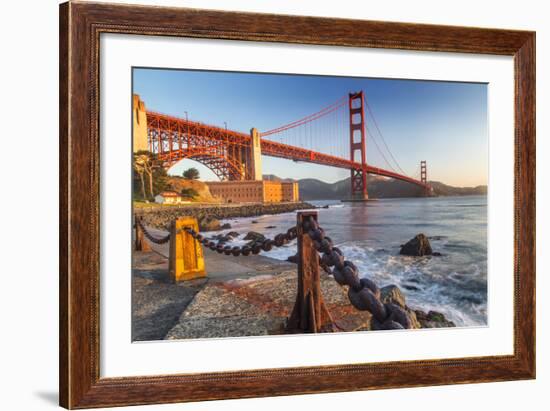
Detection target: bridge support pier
<box><xmin>248</xmin><ymin>128</ymin><xmax>263</xmax><ymax>180</ymax></box>
<box><xmin>420</xmin><ymin>160</ymin><xmax>431</xmax><ymax>196</ymax></box>
<box><xmin>133</xmin><ymin>94</ymin><xmax>149</xmax><ymax>153</ymax></box>
<box><xmin>349</xmin><ymin>91</ymin><xmax>368</xmax><ymax>200</ymax></box>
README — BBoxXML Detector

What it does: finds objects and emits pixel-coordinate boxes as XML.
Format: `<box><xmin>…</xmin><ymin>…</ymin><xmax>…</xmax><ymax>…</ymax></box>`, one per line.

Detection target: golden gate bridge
<box><xmin>140</xmin><ymin>91</ymin><xmax>431</xmax><ymax>199</ymax></box>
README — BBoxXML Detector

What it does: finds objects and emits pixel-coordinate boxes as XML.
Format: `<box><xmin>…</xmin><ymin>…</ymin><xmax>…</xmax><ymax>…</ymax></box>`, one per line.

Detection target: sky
<box><xmin>133</xmin><ymin>68</ymin><xmax>488</xmax><ymax>187</ymax></box>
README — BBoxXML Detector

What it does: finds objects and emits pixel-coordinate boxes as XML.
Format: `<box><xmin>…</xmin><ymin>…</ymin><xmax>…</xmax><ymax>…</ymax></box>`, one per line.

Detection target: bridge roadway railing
<box><xmin>135</xmin><ymin>211</ymin><xmax>414</xmax><ymax>333</ymax></box>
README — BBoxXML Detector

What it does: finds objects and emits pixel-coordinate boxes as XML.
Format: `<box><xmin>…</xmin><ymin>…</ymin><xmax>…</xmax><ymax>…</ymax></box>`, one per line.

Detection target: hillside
<box><xmin>262</xmin><ymin>175</ymin><xmax>487</xmax><ymax>200</ymax></box>
<box><xmin>428</xmin><ymin>181</ymin><xmax>487</xmax><ymax>196</ymax></box>
<box><xmin>167</xmin><ymin>177</ymin><xmax>222</xmax><ymax>203</ymax></box>
<box><xmin>165</xmin><ymin>175</ymin><xmax>486</xmax><ymax>203</ymax></box>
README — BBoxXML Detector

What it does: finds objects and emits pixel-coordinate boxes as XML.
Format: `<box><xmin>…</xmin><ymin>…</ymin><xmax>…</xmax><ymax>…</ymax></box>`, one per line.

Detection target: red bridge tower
<box><xmin>420</xmin><ymin>160</ymin><xmax>432</xmax><ymax>196</ymax></box>
<box><xmin>420</xmin><ymin>160</ymin><xmax>427</xmax><ymax>185</ymax></box>
<box><xmin>348</xmin><ymin>91</ymin><xmax>368</xmax><ymax>200</ymax></box>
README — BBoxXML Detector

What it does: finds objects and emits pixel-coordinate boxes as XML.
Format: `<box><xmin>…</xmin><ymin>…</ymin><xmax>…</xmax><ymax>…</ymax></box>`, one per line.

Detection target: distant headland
<box><xmin>262</xmin><ymin>174</ymin><xmax>487</xmax><ymax>200</ymax></box>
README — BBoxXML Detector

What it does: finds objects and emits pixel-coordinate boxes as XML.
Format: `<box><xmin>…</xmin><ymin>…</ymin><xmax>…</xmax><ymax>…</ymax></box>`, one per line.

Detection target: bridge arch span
<box><xmin>166</xmin><ymin>150</ymin><xmax>243</xmax><ymax>181</ymax></box>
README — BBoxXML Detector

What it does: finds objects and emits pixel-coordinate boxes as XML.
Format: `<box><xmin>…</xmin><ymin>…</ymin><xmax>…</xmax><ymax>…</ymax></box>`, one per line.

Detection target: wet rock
<box><xmin>226</xmin><ymin>231</ymin><xmax>239</xmax><ymax>238</ymax></box>
<box><xmin>243</xmin><ymin>231</ymin><xmax>266</xmax><ymax>242</ymax></box>
<box><xmin>287</xmin><ymin>254</ymin><xmax>299</xmax><ymax>264</ymax></box>
<box><xmin>432</xmin><ymin>251</ymin><xmax>442</xmax><ymax>257</ymax></box>
<box><xmin>380</xmin><ymin>285</ymin><xmax>406</xmax><ymax>308</ymax></box>
<box><xmin>403</xmin><ymin>284</ymin><xmax>420</xmax><ymax>291</ymax></box>
<box><xmin>211</xmin><ymin>233</ymin><xmax>234</xmax><ymax>243</ymax></box>
<box><xmin>265</xmin><ymin>225</ymin><xmax>277</xmax><ymax>229</ymax></box>
<box><xmin>414</xmin><ymin>309</ymin><xmax>455</xmax><ymax>328</ymax></box>
<box><xmin>428</xmin><ymin>311</ymin><xmax>446</xmax><ymax>322</ymax></box>
<box><xmin>407</xmin><ymin>309</ymin><xmax>422</xmax><ymax>329</ymax></box>
<box><xmin>220</xmin><ymin>223</ymin><xmax>232</xmax><ymax>230</ymax></box>
<box><xmin>378</xmin><ymin>285</ymin><xmax>421</xmax><ymax>329</ymax></box>
<box><xmin>199</xmin><ymin>216</ymin><xmax>221</xmax><ymax>232</ymax></box>
<box><xmin>400</xmin><ymin>233</ymin><xmax>433</xmax><ymax>256</ymax></box>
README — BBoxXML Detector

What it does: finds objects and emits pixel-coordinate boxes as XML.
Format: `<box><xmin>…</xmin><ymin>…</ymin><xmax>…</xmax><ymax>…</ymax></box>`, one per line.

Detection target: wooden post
<box><xmin>134</xmin><ymin>215</ymin><xmax>151</xmax><ymax>252</ymax></box>
<box><xmin>169</xmin><ymin>217</ymin><xmax>207</xmax><ymax>282</ymax></box>
<box><xmin>286</xmin><ymin>211</ymin><xmax>335</xmax><ymax>333</ymax></box>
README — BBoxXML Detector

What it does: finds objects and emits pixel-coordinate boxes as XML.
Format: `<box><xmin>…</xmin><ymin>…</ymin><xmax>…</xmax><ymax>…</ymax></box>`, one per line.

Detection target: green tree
<box><xmin>152</xmin><ymin>166</ymin><xmax>170</xmax><ymax>196</ymax></box>
<box><xmin>180</xmin><ymin>187</ymin><xmax>199</xmax><ymax>199</ymax></box>
<box><xmin>133</xmin><ymin>153</ymin><xmax>147</xmax><ymax>200</ymax></box>
<box><xmin>133</xmin><ymin>151</ymin><xmax>156</xmax><ymax>200</ymax></box>
<box><xmin>182</xmin><ymin>167</ymin><xmax>200</xmax><ymax>180</ymax></box>
<box><xmin>133</xmin><ymin>151</ymin><xmax>170</xmax><ymax>200</ymax></box>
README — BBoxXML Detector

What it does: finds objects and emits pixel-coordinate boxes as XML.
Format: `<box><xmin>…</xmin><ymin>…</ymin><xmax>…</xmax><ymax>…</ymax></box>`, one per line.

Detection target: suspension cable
<box><xmin>261</xmin><ymin>96</ymin><xmax>347</xmax><ymax>137</ymax></box>
<box><xmin>364</xmin><ymin>96</ymin><xmax>409</xmax><ymax>176</ymax></box>
<box><xmin>365</xmin><ymin>124</ymin><xmax>397</xmax><ymax>172</ymax></box>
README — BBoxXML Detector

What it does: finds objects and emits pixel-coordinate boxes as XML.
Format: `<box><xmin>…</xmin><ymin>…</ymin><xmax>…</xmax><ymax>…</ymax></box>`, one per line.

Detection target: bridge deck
<box><xmin>145</xmin><ymin>111</ymin><xmax>430</xmax><ymax>190</ymax></box>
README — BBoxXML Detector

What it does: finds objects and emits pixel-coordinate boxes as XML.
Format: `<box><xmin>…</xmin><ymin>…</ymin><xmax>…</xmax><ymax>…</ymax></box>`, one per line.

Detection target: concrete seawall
<box><xmin>135</xmin><ymin>201</ymin><xmax>315</xmax><ymax>230</ymax></box>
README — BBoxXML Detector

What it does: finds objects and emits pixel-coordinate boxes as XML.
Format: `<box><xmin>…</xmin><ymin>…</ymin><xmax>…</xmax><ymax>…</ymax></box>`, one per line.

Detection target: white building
<box><xmin>154</xmin><ymin>191</ymin><xmax>190</xmax><ymax>205</ymax></box>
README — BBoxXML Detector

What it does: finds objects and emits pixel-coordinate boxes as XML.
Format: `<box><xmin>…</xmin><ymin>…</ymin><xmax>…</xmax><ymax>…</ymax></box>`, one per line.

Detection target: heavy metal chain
<box><xmin>136</xmin><ymin>218</ymin><xmax>171</xmax><ymax>244</ymax></box>
<box><xmin>137</xmin><ymin>216</ymin><xmax>298</xmax><ymax>252</ymax></box>
<box><xmin>302</xmin><ymin>215</ymin><xmax>414</xmax><ymax>330</ymax></box>
<box><xmin>184</xmin><ymin>226</ymin><xmax>298</xmax><ymax>256</ymax></box>
<box><xmin>139</xmin><ymin>216</ymin><xmax>412</xmax><ymax>330</ymax></box>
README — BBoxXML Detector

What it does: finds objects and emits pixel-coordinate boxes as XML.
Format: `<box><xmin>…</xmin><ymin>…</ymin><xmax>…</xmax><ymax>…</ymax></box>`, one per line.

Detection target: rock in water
<box><xmin>243</xmin><ymin>231</ymin><xmax>266</xmax><ymax>242</ymax></box>
<box><xmin>199</xmin><ymin>216</ymin><xmax>221</xmax><ymax>232</ymax></box>
<box><xmin>287</xmin><ymin>254</ymin><xmax>299</xmax><ymax>264</ymax></box>
<box><xmin>380</xmin><ymin>285</ymin><xmax>406</xmax><ymax>308</ymax></box>
<box><xmin>211</xmin><ymin>232</ymin><xmax>237</xmax><ymax>243</ymax></box>
<box><xmin>377</xmin><ymin>284</ymin><xmax>421</xmax><ymax>329</ymax></box>
<box><xmin>400</xmin><ymin>233</ymin><xmax>433</xmax><ymax>256</ymax></box>
<box><xmin>414</xmin><ymin>310</ymin><xmax>455</xmax><ymax>328</ymax></box>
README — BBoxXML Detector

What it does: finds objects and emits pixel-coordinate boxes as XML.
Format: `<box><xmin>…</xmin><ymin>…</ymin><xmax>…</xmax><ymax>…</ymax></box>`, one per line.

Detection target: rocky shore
<box><xmin>132</xmin><ymin>247</ymin><xmax>455</xmax><ymax>341</ymax></box>
<box><xmin>135</xmin><ymin>201</ymin><xmax>315</xmax><ymax>231</ymax></box>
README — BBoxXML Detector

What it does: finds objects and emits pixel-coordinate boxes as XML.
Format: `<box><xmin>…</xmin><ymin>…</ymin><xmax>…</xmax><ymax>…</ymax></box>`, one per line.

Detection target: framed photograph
<box><xmin>59</xmin><ymin>2</ymin><xmax>535</xmax><ymax>409</ymax></box>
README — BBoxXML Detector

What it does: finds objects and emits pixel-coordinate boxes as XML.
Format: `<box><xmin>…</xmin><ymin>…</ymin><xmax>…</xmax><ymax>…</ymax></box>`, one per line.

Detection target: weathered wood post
<box><xmin>169</xmin><ymin>217</ymin><xmax>207</xmax><ymax>282</ymax></box>
<box><xmin>134</xmin><ymin>215</ymin><xmax>151</xmax><ymax>252</ymax></box>
<box><xmin>286</xmin><ymin>211</ymin><xmax>335</xmax><ymax>333</ymax></box>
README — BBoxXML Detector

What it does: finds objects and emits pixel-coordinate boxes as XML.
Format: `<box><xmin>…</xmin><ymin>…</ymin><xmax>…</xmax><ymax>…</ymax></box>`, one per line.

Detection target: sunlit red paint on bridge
<box><xmin>144</xmin><ymin>91</ymin><xmax>431</xmax><ymax>199</ymax></box>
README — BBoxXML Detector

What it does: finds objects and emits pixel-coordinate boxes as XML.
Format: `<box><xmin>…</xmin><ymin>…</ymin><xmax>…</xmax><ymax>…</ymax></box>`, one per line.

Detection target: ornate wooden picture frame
<box><xmin>59</xmin><ymin>1</ymin><xmax>535</xmax><ymax>408</ymax></box>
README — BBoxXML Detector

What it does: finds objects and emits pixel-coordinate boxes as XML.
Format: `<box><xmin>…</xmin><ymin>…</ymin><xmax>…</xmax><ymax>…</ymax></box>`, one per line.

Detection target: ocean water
<box><xmin>216</xmin><ymin>195</ymin><xmax>488</xmax><ymax>327</ymax></box>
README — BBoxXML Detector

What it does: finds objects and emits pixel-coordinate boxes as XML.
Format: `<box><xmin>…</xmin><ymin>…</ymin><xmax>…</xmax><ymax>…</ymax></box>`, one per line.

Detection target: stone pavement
<box><xmin>132</xmin><ymin>245</ymin><xmax>372</xmax><ymax>341</ymax></box>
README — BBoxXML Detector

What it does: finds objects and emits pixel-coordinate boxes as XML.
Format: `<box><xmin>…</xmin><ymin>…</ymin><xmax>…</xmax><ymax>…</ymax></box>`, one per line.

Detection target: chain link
<box><xmin>136</xmin><ymin>218</ymin><xmax>171</xmax><ymax>244</ymax></box>
<box><xmin>137</xmin><ymin>217</ymin><xmax>298</xmax><ymax>253</ymax></box>
<box><xmin>183</xmin><ymin>226</ymin><xmax>298</xmax><ymax>256</ymax></box>
<box><xmin>301</xmin><ymin>215</ymin><xmax>414</xmax><ymax>330</ymax></box>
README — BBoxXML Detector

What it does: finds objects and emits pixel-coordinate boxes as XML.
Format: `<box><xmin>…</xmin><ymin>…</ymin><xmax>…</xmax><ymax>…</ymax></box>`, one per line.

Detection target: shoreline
<box><xmin>133</xmin><ymin>197</ymin><xmax>485</xmax><ymax>328</ymax></box>
<box><xmin>133</xmin><ymin>243</ymin><xmax>455</xmax><ymax>341</ymax></box>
